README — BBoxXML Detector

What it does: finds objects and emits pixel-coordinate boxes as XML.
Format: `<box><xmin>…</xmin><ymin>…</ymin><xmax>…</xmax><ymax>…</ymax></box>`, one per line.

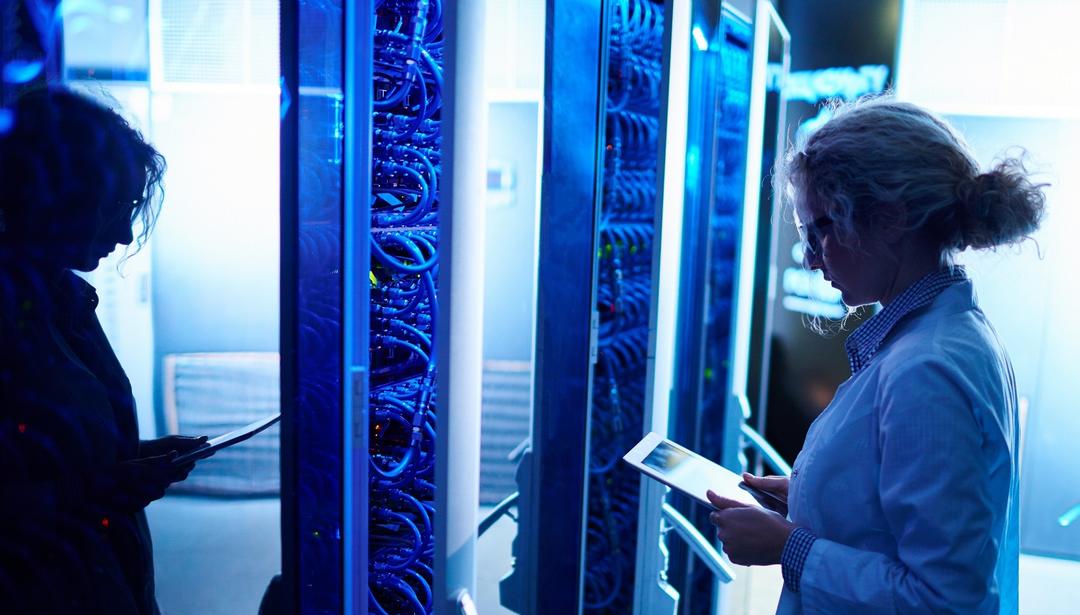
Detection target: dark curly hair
<box><xmin>0</xmin><ymin>86</ymin><xmax>165</xmax><ymax>265</ymax></box>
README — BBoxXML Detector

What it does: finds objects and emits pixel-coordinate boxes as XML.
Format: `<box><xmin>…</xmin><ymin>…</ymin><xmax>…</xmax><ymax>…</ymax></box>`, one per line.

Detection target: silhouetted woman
<box><xmin>0</xmin><ymin>87</ymin><xmax>205</xmax><ymax>614</ymax></box>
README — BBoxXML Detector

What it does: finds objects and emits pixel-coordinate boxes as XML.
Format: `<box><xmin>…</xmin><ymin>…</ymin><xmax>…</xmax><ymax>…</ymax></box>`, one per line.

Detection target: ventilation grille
<box><xmin>479</xmin><ymin>361</ymin><xmax>532</xmax><ymax>505</ymax></box>
<box><xmin>164</xmin><ymin>352</ymin><xmax>280</xmax><ymax>496</ymax></box>
<box><xmin>156</xmin><ymin>0</ymin><xmax>278</xmax><ymax>85</ymax></box>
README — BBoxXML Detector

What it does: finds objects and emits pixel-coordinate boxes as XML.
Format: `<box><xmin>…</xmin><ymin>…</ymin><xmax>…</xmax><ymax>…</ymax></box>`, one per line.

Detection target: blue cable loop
<box><xmin>372</xmin><ymin>509</ymin><xmax>423</xmax><ymax>571</ymax></box>
<box><xmin>406</xmin><ymin>568</ymin><xmax>433</xmax><ymax>611</ymax></box>
<box><xmin>372</xmin><ymin>233</ymin><xmax>437</xmax><ymax>273</ymax></box>
<box><xmin>391</xmin><ymin>576</ymin><xmax>427</xmax><ymax>614</ymax></box>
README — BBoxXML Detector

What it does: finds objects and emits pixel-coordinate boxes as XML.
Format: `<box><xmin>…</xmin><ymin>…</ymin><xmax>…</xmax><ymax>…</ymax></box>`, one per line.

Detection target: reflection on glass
<box><xmin>295</xmin><ymin>0</ymin><xmax>344</xmax><ymax>607</ymax></box>
<box><xmin>643</xmin><ymin>441</ymin><xmax>691</xmax><ymax>472</ymax></box>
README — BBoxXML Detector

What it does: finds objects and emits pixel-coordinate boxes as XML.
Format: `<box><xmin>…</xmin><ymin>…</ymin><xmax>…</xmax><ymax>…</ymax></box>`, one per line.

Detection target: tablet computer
<box><xmin>172</xmin><ymin>413</ymin><xmax>281</xmax><ymax>466</ymax></box>
<box><xmin>623</xmin><ymin>432</ymin><xmax>762</xmax><ymax>509</ymax></box>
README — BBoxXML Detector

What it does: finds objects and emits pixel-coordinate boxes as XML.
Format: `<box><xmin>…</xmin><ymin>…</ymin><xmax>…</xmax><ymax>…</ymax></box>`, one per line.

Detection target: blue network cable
<box><xmin>370</xmin><ymin>1</ymin><xmax>442</xmax><ymax>613</ymax></box>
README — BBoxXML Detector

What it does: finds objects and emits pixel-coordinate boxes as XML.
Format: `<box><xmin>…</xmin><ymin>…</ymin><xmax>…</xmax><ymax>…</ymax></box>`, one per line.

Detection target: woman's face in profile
<box><xmin>81</xmin><ymin>199</ymin><xmax>137</xmax><ymax>271</ymax></box>
<box><xmin>795</xmin><ymin>195</ymin><xmax>895</xmax><ymax>308</ymax></box>
<box><xmin>70</xmin><ymin>156</ymin><xmax>145</xmax><ymax>271</ymax></box>
<box><xmin>64</xmin><ymin>196</ymin><xmax>138</xmax><ymax>273</ymax></box>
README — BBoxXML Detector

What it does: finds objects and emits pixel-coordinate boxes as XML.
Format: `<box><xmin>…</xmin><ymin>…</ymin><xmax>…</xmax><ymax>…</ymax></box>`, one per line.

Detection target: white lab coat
<box><xmin>777</xmin><ymin>280</ymin><xmax>1019</xmax><ymax>614</ymax></box>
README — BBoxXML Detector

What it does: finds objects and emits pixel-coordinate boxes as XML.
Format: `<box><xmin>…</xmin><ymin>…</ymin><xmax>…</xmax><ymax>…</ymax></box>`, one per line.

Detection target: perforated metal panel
<box><xmin>163</xmin><ymin>352</ymin><xmax>281</xmax><ymax>495</ymax></box>
<box><xmin>479</xmin><ymin>362</ymin><xmax>531</xmax><ymax>505</ymax></box>
<box><xmin>156</xmin><ymin>0</ymin><xmax>278</xmax><ymax>85</ymax></box>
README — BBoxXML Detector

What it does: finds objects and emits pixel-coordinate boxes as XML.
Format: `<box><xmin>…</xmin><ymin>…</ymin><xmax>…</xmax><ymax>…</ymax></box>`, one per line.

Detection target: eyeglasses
<box><xmin>798</xmin><ymin>215</ymin><xmax>834</xmax><ymax>259</ymax></box>
<box><xmin>110</xmin><ymin>197</ymin><xmax>143</xmax><ymax>222</ymax></box>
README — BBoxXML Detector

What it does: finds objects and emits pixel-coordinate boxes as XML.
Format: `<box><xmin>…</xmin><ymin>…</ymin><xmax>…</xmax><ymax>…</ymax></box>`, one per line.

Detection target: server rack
<box><xmin>505</xmin><ymin>0</ymin><xmax>609</xmax><ymax>611</ymax></box>
<box><xmin>661</xmin><ymin>2</ymin><xmax>790</xmax><ymax>613</ymax></box>
<box><xmin>584</xmin><ymin>2</ymin><xmax>670</xmax><ymax>612</ymax></box>
<box><xmin>613</xmin><ymin>5</ymin><xmax>754</xmax><ymax>615</ymax></box>
<box><xmin>510</xmin><ymin>1</ymin><xmax>677</xmax><ymax>613</ymax></box>
<box><xmin>281</xmin><ymin>2</ymin><xmax>483</xmax><ymax>613</ymax></box>
<box><xmin>365</xmin><ymin>2</ymin><xmax>444</xmax><ymax>612</ymax></box>
<box><xmin>742</xmin><ymin>1</ymin><xmax>791</xmax><ymax>478</ymax></box>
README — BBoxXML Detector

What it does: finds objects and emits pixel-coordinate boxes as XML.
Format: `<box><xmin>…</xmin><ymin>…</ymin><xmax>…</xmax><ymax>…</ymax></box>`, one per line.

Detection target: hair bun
<box><xmin>951</xmin><ymin>158</ymin><xmax>1046</xmax><ymax>251</ymax></box>
<box><xmin>955</xmin><ymin>172</ymin><xmax>998</xmax><ymax>222</ymax></box>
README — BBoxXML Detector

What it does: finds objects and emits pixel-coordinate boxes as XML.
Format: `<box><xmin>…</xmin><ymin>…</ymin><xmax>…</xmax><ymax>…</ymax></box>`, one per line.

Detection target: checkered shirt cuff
<box><xmin>780</xmin><ymin>527</ymin><xmax>817</xmax><ymax>593</ymax></box>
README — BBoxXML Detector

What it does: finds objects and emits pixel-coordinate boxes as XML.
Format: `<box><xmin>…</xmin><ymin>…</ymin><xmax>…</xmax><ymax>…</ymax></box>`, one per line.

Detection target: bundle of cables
<box><xmin>370</xmin><ymin>1</ymin><xmax>443</xmax><ymax>613</ymax></box>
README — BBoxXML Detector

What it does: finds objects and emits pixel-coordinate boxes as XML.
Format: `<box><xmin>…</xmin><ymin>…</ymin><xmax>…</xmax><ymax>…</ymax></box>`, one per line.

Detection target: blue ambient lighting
<box><xmin>2</xmin><ymin>60</ymin><xmax>45</xmax><ymax>84</ymax></box>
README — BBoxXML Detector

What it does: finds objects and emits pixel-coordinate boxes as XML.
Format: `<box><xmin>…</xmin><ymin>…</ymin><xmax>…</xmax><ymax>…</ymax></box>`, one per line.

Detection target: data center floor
<box><xmin>148</xmin><ymin>495</ymin><xmax>280</xmax><ymax>615</ymax></box>
<box><xmin>146</xmin><ymin>497</ymin><xmax>1079</xmax><ymax>614</ymax></box>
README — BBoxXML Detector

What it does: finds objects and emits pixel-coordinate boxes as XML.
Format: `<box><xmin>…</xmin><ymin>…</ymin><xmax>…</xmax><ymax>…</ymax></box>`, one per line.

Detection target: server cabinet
<box><xmin>509</xmin><ymin>0</ymin><xmax>677</xmax><ymax>613</ymax></box>
<box><xmin>660</xmin><ymin>2</ymin><xmax>790</xmax><ymax>614</ymax></box>
<box><xmin>281</xmin><ymin>2</ymin><xmax>484</xmax><ymax>613</ymax></box>
<box><xmin>630</xmin><ymin>5</ymin><xmax>754</xmax><ymax>615</ymax></box>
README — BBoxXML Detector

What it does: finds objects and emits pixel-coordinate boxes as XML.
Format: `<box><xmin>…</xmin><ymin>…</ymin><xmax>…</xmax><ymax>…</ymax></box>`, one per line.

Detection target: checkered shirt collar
<box><xmin>844</xmin><ymin>266</ymin><xmax>969</xmax><ymax>374</ymax></box>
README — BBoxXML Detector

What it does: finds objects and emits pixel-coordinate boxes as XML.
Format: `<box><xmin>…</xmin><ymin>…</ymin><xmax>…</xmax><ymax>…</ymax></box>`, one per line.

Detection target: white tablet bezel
<box><xmin>623</xmin><ymin>431</ymin><xmax>761</xmax><ymax>509</ymax></box>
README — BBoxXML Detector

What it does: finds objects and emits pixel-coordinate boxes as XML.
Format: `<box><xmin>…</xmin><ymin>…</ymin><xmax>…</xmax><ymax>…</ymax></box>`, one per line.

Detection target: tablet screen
<box><xmin>627</xmin><ymin>435</ymin><xmax>759</xmax><ymax>508</ymax></box>
<box><xmin>643</xmin><ymin>440</ymin><xmax>691</xmax><ymax>473</ymax></box>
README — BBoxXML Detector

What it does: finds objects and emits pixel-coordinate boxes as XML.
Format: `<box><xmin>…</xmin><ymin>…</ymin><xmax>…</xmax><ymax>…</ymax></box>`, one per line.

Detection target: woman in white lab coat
<box><xmin>706</xmin><ymin>96</ymin><xmax>1044</xmax><ymax>615</ymax></box>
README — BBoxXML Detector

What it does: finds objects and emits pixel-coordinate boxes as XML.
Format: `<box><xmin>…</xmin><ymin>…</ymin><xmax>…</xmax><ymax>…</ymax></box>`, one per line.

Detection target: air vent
<box><xmin>154</xmin><ymin>0</ymin><xmax>278</xmax><ymax>86</ymax></box>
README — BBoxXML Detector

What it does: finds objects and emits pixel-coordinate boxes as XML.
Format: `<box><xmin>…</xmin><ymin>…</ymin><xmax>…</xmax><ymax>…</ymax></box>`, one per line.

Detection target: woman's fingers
<box><xmin>739</xmin><ymin>473</ymin><xmax>790</xmax><ymax>515</ymax></box>
<box><xmin>172</xmin><ymin>461</ymin><xmax>197</xmax><ymax>482</ymax></box>
<box><xmin>120</xmin><ymin>454</ymin><xmax>184</xmax><ymax>504</ymax></box>
<box><xmin>742</xmin><ymin>472</ymin><xmax>788</xmax><ymax>493</ymax></box>
<box><xmin>93</xmin><ymin>453</ymin><xmax>192</xmax><ymax>513</ymax></box>
<box><xmin>140</xmin><ymin>435</ymin><xmax>209</xmax><ymax>458</ymax></box>
<box><xmin>706</xmin><ymin>490</ymin><xmax>750</xmax><ymax>510</ymax></box>
<box><xmin>707</xmin><ymin>505</ymin><xmax>795</xmax><ymax>566</ymax></box>
<box><xmin>169</xmin><ymin>435</ymin><xmax>208</xmax><ymax>453</ymax></box>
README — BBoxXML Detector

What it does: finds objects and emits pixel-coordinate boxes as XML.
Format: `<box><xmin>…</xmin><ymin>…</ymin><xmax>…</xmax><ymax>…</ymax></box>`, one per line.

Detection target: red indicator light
<box><xmin>17</xmin><ymin>423</ymin><xmax>26</xmax><ymax>433</ymax></box>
